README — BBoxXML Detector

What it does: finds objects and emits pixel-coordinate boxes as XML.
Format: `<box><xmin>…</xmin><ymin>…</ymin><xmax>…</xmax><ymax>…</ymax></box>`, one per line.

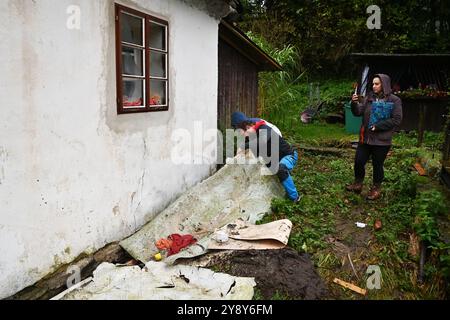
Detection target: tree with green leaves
<box><xmin>238</xmin><ymin>0</ymin><xmax>450</xmax><ymax>76</ymax></box>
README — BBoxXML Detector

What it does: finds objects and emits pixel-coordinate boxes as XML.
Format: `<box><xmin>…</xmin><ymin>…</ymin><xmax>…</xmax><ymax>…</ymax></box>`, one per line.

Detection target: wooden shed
<box><xmin>218</xmin><ymin>20</ymin><xmax>282</xmax><ymax>130</ymax></box>
<box><xmin>351</xmin><ymin>53</ymin><xmax>450</xmax><ymax>133</ymax></box>
<box><xmin>441</xmin><ymin>115</ymin><xmax>450</xmax><ymax>188</ymax></box>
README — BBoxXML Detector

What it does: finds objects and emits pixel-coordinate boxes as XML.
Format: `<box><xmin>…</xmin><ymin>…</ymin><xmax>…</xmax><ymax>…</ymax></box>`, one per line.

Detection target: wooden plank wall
<box><xmin>218</xmin><ymin>39</ymin><xmax>259</xmax><ymax>131</ymax></box>
<box><xmin>400</xmin><ymin>99</ymin><xmax>449</xmax><ymax>132</ymax></box>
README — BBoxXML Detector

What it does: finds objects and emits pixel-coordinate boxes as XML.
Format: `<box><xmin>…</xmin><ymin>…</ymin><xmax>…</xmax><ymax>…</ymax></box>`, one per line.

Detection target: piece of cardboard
<box><xmin>208</xmin><ymin>219</ymin><xmax>292</xmax><ymax>250</ymax></box>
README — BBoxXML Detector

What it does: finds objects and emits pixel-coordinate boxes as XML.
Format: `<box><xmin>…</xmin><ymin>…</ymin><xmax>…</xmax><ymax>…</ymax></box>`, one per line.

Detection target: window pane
<box><xmin>122</xmin><ymin>47</ymin><xmax>144</xmax><ymax>76</ymax></box>
<box><xmin>123</xmin><ymin>78</ymin><xmax>144</xmax><ymax>108</ymax></box>
<box><xmin>150</xmin><ymin>51</ymin><xmax>166</xmax><ymax>78</ymax></box>
<box><xmin>121</xmin><ymin>13</ymin><xmax>143</xmax><ymax>46</ymax></box>
<box><xmin>149</xmin><ymin>22</ymin><xmax>166</xmax><ymax>50</ymax></box>
<box><xmin>150</xmin><ymin>80</ymin><xmax>167</xmax><ymax>106</ymax></box>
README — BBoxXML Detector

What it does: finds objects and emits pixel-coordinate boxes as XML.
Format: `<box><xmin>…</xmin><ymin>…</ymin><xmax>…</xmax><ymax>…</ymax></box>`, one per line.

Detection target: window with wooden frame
<box><xmin>115</xmin><ymin>4</ymin><xmax>169</xmax><ymax>114</ymax></box>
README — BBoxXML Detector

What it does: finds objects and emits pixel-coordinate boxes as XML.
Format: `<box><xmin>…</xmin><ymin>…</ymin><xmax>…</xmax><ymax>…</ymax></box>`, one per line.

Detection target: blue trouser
<box><xmin>278</xmin><ymin>151</ymin><xmax>299</xmax><ymax>201</ymax></box>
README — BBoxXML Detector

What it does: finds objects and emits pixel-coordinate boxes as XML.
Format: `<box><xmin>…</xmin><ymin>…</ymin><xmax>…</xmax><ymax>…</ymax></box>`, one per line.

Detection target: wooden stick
<box><xmin>347</xmin><ymin>253</ymin><xmax>359</xmax><ymax>280</ymax></box>
<box><xmin>333</xmin><ymin>278</ymin><xmax>367</xmax><ymax>296</ymax></box>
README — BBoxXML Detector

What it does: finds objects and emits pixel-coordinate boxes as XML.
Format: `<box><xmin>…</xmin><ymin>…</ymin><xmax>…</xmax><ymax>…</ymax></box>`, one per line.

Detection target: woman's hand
<box><xmin>352</xmin><ymin>94</ymin><xmax>359</xmax><ymax>102</ymax></box>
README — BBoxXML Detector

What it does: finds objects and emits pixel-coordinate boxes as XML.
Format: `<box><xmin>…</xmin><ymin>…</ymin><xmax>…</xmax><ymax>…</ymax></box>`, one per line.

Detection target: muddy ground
<box><xmin>207</xmin><ymin>248</ymin><xmax>329</xmax><ymax>300</ymax></box>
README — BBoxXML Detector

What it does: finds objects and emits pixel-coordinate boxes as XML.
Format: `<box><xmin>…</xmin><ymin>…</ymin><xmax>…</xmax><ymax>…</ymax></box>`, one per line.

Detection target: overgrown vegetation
<box><xmin>257</xmin><ymin>123</ymin><xmax>450</xmax><ymax>299</ymax></box>
<box><xmin>247</xmin><ymin>32</ymin><xmax>355</xmax><ymax>133</ymax></box>
<box><xmin>239</xmin><ymin>0</ymin><xmax>450</xmax><ymax>77</ymax></box>
<box><xmin>234</xmin><ymin>0</ymin><xmax>450</xmax><ymax>299</ymax></box>
<box><xmin>247</xmin><ymin>31</ymin><xmax>305</xmax><ymax>130</ymax></box>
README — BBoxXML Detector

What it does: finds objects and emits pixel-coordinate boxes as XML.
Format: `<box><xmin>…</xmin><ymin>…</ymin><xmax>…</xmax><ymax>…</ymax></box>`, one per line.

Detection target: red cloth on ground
<box><xmin>167</xmin><ymin>234</ymin><xmax>197</xmax><ymax>256</ymax></box>
<box><xmin>156</xmin><ymin>238</ymin><xmax>173</xmax><ymax>251</ymax></box>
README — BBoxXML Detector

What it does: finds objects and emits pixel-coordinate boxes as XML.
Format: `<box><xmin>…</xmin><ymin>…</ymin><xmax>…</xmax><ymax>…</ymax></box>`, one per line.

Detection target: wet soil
<box><xmin>208</xmin><ymin>247</ymin><xmax>329</xmax><ymax>300</ymax></box>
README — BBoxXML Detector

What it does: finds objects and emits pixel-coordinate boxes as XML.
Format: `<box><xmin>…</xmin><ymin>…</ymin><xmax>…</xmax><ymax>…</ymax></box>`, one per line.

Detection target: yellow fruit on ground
<box><xmin>154</xmin><ymin>253</ymin><xmax>162</xmax><ymax>261</ymax></box>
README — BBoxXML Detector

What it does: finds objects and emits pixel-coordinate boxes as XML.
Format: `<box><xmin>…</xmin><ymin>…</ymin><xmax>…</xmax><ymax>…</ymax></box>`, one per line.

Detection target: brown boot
<box><xmin>367</xmin><ymin>185</ymin><xmax>381</xmax><ymax>200</ymax></box>
<box><xmin>346</xmin><ymin>182</ymin><xmax>363</xmax><ymax>194</ymax></box>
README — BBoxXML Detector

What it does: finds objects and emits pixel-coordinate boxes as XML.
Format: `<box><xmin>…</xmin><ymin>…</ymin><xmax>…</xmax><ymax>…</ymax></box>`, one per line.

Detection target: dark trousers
<box><xmin>354</xmin><ymin>143</ymin><xmax>391</xmax><ymax>185</ymax></box>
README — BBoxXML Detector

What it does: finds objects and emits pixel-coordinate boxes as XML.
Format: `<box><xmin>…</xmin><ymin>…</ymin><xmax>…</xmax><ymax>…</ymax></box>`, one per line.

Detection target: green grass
<box><xmin>393</xmin><ymin>130</ymin><xmax>445</xmax><ymax>150</ymax></box>
<box><xmin>260</xmin><ymin>78</ymin><xmax>355</xmax><ymax>134</ymax></box>
<box><xmin>285</xmin><ymin>121</ymin><xmax>357</xmax><ymax>146</ymax></box>
<box><xmin>255</xmin><ymin>73</ymin><xmax>449</xmax><ymax>299</ymax></box>
<box><xmin>260</xmin><ymin>122</ymin><xmax>450</xmax><ymax>300</ymax></box>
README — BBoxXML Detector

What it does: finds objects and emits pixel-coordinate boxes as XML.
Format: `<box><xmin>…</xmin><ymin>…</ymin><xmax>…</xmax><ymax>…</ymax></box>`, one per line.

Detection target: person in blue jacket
<box><xmin>231</xmin><ymin>112</ymin><xmax>300</xmax><ymax>202</ymax></box>
<box><xmin>231</xmin><ymin>111</ymin><xmax>282</xmax><ymax>137</ymax></box>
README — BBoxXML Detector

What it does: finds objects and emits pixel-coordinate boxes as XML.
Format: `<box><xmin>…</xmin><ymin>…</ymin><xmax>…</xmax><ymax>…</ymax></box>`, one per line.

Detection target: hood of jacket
<box><xmin>374</xmin><ymin>73</ymin><xmax>392</xmax><ymax>96</ymax></box>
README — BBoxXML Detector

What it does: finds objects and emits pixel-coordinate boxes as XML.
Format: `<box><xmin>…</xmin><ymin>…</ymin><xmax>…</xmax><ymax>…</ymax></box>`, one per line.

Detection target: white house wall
<box><xmin>0</xmin><ymin>0</ymin><xmax>219</xmax><ymax>299</ymax></box>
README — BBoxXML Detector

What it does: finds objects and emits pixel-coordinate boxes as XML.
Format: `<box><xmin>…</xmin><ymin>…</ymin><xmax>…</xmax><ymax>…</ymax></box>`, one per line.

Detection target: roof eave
<box><xmin>219</xmin><ymin>20</ymin><xmax>282</xmax><ymax>72</ymax></box>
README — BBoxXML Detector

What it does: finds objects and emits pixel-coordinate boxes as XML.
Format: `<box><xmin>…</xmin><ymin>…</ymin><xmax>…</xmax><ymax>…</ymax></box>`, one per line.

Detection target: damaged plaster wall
<box><xmin>180</xmin><ymin>0</ymin><xmax>234</xmax><ymax>20</ymax></box>
<box><xmin>0</xmin><ymin>0</ymin><xmax>221</xmax><ymax>299</ymax></box>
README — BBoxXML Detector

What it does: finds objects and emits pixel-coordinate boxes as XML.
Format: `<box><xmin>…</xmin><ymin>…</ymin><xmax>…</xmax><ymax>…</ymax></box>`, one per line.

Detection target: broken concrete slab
<box><xmin>55</xmin><ymin>262</ymin><xmax>256</xmax><ymax>300</ymax></box>
<box><xmin>8</xmin><ymin>242</ymin><xmax>133</xmax><ymax>300</ymax></box>
<box><xmin>50</xmin><ymin>277</ymin><xmax>93</xmax><ymax>300</ymax></box>
<box><xmin>120</xmin><ymin>157</ymin><xmax>284</xmax><ymax>263</ymax></box>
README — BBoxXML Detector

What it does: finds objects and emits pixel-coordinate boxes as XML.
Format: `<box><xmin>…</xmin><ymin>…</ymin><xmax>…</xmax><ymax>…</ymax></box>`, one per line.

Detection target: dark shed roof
<box><xmin>219</xmin><ymin>20</ymin><xmax>282</xmax><ymax>72</ymax></box>
<box><xmin>350</xmin><ymin>53</ymin><xmax>450</xmax><ymax>133</ymax></box>
<box><xmin>351</xmin><ymin>53</ymin><xmax>450</xmax><ymax>64</ymax></box>
<box><xmin>350</xmin><ymin>53</ymin><xmax>450</xmax><ymax>91</ymax></box>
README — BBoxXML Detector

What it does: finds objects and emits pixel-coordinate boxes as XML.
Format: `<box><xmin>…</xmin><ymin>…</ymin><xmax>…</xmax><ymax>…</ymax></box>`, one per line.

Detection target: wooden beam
<box><xmin>333</xmin><ymin>278</ymin><xmax>367</xmax><ymax>296</ymax></box>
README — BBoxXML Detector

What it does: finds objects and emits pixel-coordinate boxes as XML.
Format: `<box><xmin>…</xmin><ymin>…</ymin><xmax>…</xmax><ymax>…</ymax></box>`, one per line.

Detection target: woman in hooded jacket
<box><xmin>346</xmin><ymin>74</ymin><xmax>403</xmax><ymax>200</ymax></box>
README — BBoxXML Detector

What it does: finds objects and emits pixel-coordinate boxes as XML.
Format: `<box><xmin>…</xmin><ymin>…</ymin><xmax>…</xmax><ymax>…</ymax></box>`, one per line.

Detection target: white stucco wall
<box><xmin>0</xmin><ymin>0</ymin><xmax>220</xmax><ymax>299</ymax></box>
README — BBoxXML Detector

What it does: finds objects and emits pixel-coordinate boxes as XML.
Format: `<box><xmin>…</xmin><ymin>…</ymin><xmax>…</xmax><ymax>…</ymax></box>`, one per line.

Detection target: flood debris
<box><xmin>414</xmin><ymin>162</ymin><xmax>427</xmax><ymax>176</ymax></box>
<box><xmin>347</xmin><ymin>253</ymin><xmax>359</xmax><ymax>280</ymax></box>
<box><xmin>206</xmin><ymin>248</ymin><xmax>329</xmax><ymax>300</ymax></box>
<box><xmin>374</xmin><ymin>219</ymin><xmax>383</xmax><ymax>231</ymax></box>
<box><xmin>208</xmin><ymin>219</ymin><xmax>292</xmax><ymax>251</ymax></box>
<box><xmin>155</xmin><ymin>234</ymin><xmax>197</xmax><ymax>256</ymax></box>
<box><xmin>333</xmin><ymin>278</ymin><xmax>367</xmax><ymax>296</ymax></box>
<box><xmin>52</xmin><ymin>156</ymin><xmax>291</xmax><ymax>300</ymax></box>
<box><xmin>52</xmin><ymin>262</ymin><xmax>256</xmax><ymax>300</ymax></box>
<box><xmin>213</xmin><ymin>230</ymin><xmax>229</xmax><ymax>243</ymax></box>
<box><xmin>161</xmin><ymin>218</ymin><xmax>292</xmax><ymax>265</ymax></box>
<box><xmin>355</xmin><ymin>222</ymin><xmax>367</xmax><ymax>228</ymax></box>
<box><xmin>120</xmin><ymin>155</ymin><xmax>284</xmax><ymax>263</ymax></box>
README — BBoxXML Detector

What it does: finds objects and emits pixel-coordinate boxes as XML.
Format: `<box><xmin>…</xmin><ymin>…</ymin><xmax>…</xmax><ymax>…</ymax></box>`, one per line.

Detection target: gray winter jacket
<box><xmin>351</xmin><ymin>73</ymin><xmax>403</xmax><ymax>146</ymax></box>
